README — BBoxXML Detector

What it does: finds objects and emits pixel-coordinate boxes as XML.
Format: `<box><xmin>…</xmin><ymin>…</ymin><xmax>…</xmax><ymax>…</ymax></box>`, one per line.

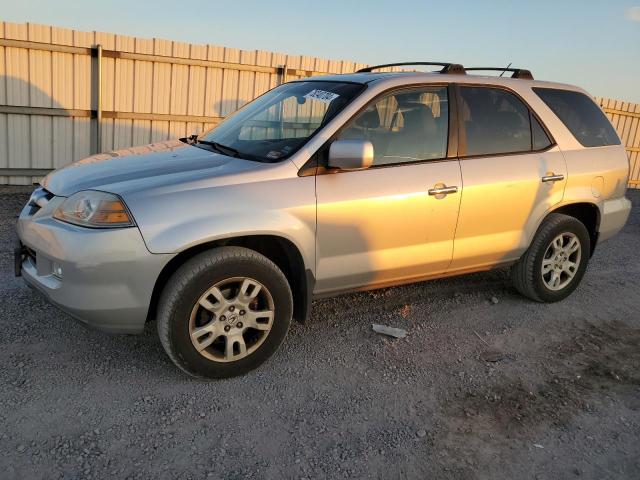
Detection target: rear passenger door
<box><xmin>449</xmin><ymin>85</ymin><xmax>567</xmax><ymax>271</ymax></box>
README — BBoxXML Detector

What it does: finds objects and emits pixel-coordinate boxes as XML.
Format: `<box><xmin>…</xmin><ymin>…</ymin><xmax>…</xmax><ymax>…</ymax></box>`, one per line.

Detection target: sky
<box><xmin>2</xmin><ymin>0</ymin><xmax>640</xmax><ymax>102</ymax></box>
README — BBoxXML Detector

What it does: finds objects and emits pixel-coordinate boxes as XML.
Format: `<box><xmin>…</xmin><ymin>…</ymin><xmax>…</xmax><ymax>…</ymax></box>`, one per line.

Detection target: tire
<box><xmin>157</xmin><ymin>246</ymin><xmax>293</xmax><ymax>379</ymax></box>
<box><xmin>512</xmin><ymin>213</ymin><xmax>591</xmax><ymax>303</ymax></box>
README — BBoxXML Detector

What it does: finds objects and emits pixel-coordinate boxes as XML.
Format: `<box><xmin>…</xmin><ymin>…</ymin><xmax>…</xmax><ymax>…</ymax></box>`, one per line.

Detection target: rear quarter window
<box><xmin>533</xmin><ymin>88</ymin><xmax>620</xmax><ymax>147</ymax></box>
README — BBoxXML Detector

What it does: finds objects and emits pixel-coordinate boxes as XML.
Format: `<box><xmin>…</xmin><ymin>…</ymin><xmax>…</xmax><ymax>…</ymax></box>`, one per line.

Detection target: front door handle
<box><xmin>541</xmin><ymin>174</ymin><xmax>564</xmax><ymax>183</ymax></box>
<box><xmin>428</xmin><ymin>185</ymin><xmax>459</xmax><ymax>196</ymax></box>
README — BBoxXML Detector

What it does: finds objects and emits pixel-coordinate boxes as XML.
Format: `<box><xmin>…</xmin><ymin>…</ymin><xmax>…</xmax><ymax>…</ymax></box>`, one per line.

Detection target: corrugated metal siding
<box><xmin>0</xmin><ymin>21</ymin><xmax>638</xmax><ymax>189</ymax></box>
<box><xmin>0</xmin><ymin>22</ymin><xmax>367</xmax><ymax>185</ymax></box>
<box><xmin>0</xmin><ymin>22</ymin><xmax>7</xmax><ymax>184</ymax></box>
<box><xmin>595</xmin><ymin>97</ymin><xmax>640</xmax><ymax>188</ymax></box>
<box><xmin>0</xmin><ymin>23</ymin><xmax>98</xmax><ymax>184</ymax></box>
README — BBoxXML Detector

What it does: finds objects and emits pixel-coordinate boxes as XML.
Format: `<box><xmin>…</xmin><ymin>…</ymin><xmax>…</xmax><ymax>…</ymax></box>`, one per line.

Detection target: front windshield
<box><xmin>197</xmin><ymin>81</ymin><xmax>364</xmax><ymax>162</ymax></box>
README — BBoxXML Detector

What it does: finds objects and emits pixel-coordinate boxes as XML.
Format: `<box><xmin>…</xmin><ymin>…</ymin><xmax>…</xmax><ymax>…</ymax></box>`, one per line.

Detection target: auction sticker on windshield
<box><xmin>304</xmin><ymin>89</ymin><xmax>340</xmax><ymax>103</ymax></box>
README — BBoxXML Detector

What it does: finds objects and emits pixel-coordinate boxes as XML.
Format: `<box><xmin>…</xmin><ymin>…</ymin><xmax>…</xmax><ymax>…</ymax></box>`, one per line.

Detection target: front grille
<box><xmin>24</xmin><ymin>246</ymin><xmax>37</xmax><ymax>265</ymax></box>
<box><xmin>15</xmin><ymin>243</ymin><xmax>36</xmax><ymax>276</ymax></box>
<box><xmin>27</xmin><ymin>186</ymin><xmax>54</xmax><ymax>215</ymax></box>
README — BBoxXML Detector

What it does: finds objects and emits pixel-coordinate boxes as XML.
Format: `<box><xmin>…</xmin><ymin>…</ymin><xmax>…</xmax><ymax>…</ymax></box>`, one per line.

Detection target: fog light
<box><xmin>52</xmin><ymin>262</ymin><xmax>63</xmax><ymax>278</ymax></box>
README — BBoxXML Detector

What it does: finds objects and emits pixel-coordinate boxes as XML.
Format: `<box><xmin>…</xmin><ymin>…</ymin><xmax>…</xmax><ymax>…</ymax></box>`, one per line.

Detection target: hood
<box><xmin>42</xmin><ymin>140</ymin><xmax>260</xmax><ymax>197</ymax></box>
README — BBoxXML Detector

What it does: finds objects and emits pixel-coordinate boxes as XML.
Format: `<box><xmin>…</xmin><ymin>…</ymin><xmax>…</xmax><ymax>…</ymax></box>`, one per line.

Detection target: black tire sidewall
<box><xmin>530</xmin><ymin>218</ymin><xmax>590</xmax><ymax>302</ymax></box>
<box><xmin>167</xmin><ymin>254</ymin><xmax>292</xmax><ymax>378</ymax></box>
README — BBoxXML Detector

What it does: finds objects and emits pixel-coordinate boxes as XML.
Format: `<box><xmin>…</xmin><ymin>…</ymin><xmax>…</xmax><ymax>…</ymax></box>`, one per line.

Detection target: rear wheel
<box><xmin>157</xmin><ymin>247</ymin><xmax>293</xmax><ymax>378</ymax></box>
<box><xmin>512</xmin><ymin>213</ymin><xmax>590</xmax><ymax>302</ymax></box>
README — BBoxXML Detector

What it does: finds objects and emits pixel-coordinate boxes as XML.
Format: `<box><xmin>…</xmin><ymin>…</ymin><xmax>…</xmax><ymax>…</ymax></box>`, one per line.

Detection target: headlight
<box><xmin>53</xmin><ymin>190</ymin><xmax>135</xmax><ymax>228</ymax></box>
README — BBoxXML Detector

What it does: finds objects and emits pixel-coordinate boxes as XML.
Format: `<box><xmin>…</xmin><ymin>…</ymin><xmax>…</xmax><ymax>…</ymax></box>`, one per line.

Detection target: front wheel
<box><xmin>512</xmin><ymin>213</ymin><xmax>591</xmax><ymax>302</ymax></box>
<box><xmin>157</xmin><ymin>247</ymin><xmax>293</xmax><ymax>378</ymax></box>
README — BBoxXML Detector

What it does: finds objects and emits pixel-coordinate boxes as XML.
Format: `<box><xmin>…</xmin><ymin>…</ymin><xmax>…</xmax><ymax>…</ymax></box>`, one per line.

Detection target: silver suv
<box><xmin>16</xmin><ymin>62</ymin><xmax>631</xmax><ymax>378</ymax></box>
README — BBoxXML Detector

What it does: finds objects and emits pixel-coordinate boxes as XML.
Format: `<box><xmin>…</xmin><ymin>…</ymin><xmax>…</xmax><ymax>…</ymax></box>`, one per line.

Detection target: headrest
<box><xmin>401</xmin><ymin>104</ymin><xmax>434</xmax><ymax>121</ymax></box>
<box><xmin>396</xmin><ymin>92</ymin><xmax>424</xmax><ymax>107</ymax></box>
<box><xmin>401</xmin><ymin>104</ymin><xmax>436</xmax><ymax>132</ymax></box>
<box><xmin>356</xmin><ymin>108</ymin><xmax>380</xmax><ymax>129</ymax></box>
<box><xmin>494</xmin><ymin>111</ymin><xmax>524</xmax><ymax>128</ymax></box>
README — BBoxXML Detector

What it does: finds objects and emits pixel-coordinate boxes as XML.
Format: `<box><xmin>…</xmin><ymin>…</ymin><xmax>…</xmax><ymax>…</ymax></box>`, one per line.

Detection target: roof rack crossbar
<box><xmin>356</xmin><ymin>62</ymin><xmax>466</xmax><ymax>75</ymax></box>
<box><xmin>464</xmin><ymin>67</ymin><xmax>534</xmax><ymax>80</ymax></box>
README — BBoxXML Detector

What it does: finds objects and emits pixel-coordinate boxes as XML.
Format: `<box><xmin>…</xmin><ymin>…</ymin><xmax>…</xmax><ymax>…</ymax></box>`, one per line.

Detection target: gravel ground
<box><xmin>1</xmin><ymin>186</ymin><xmax>639</xmax><ymax>480</ymax></box>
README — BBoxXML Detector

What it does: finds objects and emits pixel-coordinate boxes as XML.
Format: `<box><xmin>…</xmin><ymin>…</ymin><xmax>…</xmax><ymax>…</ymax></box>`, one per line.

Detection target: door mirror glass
<box><xmin>327</xmin><ymin>139</ymin><xmax>374</xmax><ymax>171</ymax></box>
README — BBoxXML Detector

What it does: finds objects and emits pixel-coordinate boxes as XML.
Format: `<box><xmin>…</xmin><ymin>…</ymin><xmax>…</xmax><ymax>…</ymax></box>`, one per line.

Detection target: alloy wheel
<box><xmin>541</xmin><ymin>232</ymin><xmax>582</xmax><ymax>291</ymax></box>
<box><xmin>188</xmin><ymin>277</ymin><xmax>275</xmax><ymax>362</ymax></box>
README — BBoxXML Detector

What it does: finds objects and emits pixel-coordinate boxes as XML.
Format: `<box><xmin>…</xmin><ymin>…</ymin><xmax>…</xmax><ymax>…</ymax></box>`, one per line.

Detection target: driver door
<box><xmin>314</xmin><ymin>85</ymin><xmax>462</xmax><ymax>294</ymax></box>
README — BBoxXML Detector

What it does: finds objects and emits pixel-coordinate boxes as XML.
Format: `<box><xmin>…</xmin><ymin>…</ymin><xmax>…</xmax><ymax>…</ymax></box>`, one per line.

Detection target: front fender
<box><xmin>124</xmin><ymin>176</ymin><xmax>317</xmax><ymax>272</ymax></box>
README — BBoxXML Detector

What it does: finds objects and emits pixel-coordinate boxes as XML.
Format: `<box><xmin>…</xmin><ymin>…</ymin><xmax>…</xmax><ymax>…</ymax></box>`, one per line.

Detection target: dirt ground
<box><xmin>1</xmin><ymin>186</ymin><xmax>639</xmax><ymax>480</ymax></box>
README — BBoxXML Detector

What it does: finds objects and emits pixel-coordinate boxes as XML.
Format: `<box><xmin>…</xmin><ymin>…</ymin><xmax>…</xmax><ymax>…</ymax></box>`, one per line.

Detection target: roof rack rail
<box><xmin>464</xmin><ymin>67</ymin><xmax>534</xmax><ymax>80</ymax></box>
<box><xmin>356</xmin><ymin>62</ymin><xmax>466</xmax><ymax>75</ymax></box>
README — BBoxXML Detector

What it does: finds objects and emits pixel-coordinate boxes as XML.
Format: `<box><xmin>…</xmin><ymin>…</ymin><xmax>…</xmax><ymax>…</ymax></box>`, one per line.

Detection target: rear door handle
<box><xmin>428</xmin><ymin>185</ymin><xmax>459</xmax><ymax>196</ymax></box>
<box><xmin>541</xmin><ymin>174</ymin><xmax>564</xmax><ymax>183</ymax></box>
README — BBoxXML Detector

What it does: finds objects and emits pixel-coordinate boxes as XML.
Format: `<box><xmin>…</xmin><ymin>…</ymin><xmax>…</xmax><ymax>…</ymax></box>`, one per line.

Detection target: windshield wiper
<box><xmin>195</xmin><ymin>139</ymin><xmax>240</xmax><ymax>157</ymax></box>
<box><xmin>182</xmin><ymin>134</ymin><xmax>240</xmax><ymax>157</ymax></box>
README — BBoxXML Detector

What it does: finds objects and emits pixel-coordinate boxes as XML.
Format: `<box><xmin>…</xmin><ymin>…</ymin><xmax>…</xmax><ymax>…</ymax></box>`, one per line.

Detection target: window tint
<box><xmin>459</xmin><ymin>87</ymin><xmax>531</xmax><ymax>156</ymax></box>
<box><xmin>338</xmin><ymin>86</ymin><xmax>449</xmax><ymax>166</ymax></box>
<box><xmin>531</xmin><ymin>114</ymin><xmax>552</xmax><ymax>150</ymax></box>
<box><xmin>533</xmin><ymin>88</ymin><xmax>620</xmax><ymax>147</ymax></box>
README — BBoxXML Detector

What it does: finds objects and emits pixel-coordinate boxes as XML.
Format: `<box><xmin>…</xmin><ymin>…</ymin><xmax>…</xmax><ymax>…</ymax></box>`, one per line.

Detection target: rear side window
<box><xmin>533</xmin><ymin>88</ymin><xmax>620</xmax><ymax>147</ymax></box>
<box><xmin>459</xmin><ymin>86</ymin><xmax>533</xmax><ymax>156</ymax></box>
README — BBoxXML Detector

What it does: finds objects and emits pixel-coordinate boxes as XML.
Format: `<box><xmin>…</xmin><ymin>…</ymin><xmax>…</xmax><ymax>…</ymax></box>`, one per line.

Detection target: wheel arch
<box><xmin>543</xmin><ymin>202</ymin><xmax>601</xmax><ymax>256</ymax></box>
<box><xmin>147</xmin><ymin>234</ymin><xmax>314</xmax><ymax>324</ymax></box>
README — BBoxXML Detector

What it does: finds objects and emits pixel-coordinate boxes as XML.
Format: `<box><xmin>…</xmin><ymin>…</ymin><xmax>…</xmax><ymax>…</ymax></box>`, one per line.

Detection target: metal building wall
<box><xmin>0</xmin><ymin>23</ymin><xmax>95</xmax><ymax>185</ymax></box>
<box><xmin>0</xmin><ymin>22</ymin><xmax>367</xmax><ymax>185</ymax></box>
<box><xmin>1</xmin><ymin>22</ymin><xmax>639</xmax><ymax>188</ymax></box>
<box><xmin>596</xmin><ymin>97</ymin><xmax>640</xmax><ymax>189</ymax></box>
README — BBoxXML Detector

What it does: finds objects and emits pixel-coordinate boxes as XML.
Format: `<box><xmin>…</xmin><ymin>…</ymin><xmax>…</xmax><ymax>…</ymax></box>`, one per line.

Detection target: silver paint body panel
<box><xmin>17</xmin><ymin>72</ymin><xmax>631</xmax><ymax>333</ymax></box>
<box><xmin>17</xmin><ymin>197</ymin><xmax>172</xmax><ymax>333</ymax></box>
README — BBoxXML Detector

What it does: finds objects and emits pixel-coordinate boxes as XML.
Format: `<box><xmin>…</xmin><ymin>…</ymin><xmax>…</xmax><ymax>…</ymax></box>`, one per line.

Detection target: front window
<box><xmin>337</xmin><ymin>85</ymin><xmax>449</xmax><ymax>166</ymax></box>
<box><xmin>197</xmin><ymin>81</ymin><xmax>364</xmax><ymax>162</ymax></box>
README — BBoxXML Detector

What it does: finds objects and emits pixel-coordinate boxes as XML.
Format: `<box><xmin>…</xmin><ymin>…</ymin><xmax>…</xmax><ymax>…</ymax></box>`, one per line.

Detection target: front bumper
<box><xmin>16</xmin><ymin>196</ymin><xmax>172</xmax><ymax>334</ymax></box>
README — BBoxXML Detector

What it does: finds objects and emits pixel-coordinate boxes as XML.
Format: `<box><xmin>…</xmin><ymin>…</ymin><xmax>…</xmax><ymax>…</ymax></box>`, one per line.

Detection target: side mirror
<box><xmin>327</xmin><ymin>140</ymin><xmax>374</xmax><ymax>171</ymax></box>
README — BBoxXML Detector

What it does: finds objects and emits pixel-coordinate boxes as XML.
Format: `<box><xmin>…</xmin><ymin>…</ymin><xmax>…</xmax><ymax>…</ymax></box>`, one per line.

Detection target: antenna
<box><xmin>499</xmin><ymin>62</ymin><xmax>512</xmax><ymax>77</ymax></box>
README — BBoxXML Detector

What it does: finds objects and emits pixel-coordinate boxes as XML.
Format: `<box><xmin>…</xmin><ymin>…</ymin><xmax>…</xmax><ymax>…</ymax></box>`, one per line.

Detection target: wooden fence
<box><xmin>0</xmin><ymin>21</ymin><xmax>639</xmax><ymax>188</ymax></box>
